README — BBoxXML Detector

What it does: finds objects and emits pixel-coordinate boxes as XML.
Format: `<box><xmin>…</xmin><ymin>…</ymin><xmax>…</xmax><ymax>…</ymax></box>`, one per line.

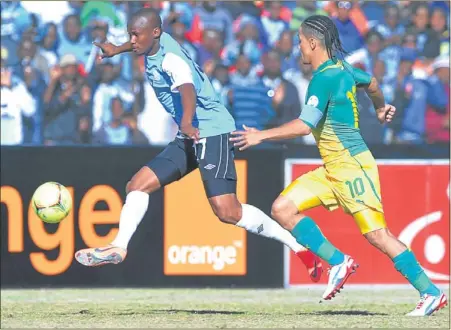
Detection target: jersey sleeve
<box><xmin>161</xmin><ymin>52</ymin><xmax>194</xmax><ymax>92</ymax></box>
<box><xmin>344</xmin><ymin>61</ymin><xmax>372</xmax><ymax>87</ymax></box>
<box><xmin>299</xmin><ymin>75</ymin><xmax>330</xmax><ymax>129</ymax></box>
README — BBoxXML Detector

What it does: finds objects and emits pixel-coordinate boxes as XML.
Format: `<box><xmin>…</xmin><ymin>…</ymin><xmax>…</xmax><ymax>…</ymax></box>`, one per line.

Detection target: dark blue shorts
<box><xmin>147</xmin><ymin>133</ymin><xmax>237</xmax><ymax>198</ymax></box>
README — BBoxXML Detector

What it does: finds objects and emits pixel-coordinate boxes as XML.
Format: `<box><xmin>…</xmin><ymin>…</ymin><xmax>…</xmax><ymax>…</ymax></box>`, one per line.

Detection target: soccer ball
<box><xmin>32</xmin><ymin>182</ymin><xmax>72</xmax><ymax>223</ymax></box>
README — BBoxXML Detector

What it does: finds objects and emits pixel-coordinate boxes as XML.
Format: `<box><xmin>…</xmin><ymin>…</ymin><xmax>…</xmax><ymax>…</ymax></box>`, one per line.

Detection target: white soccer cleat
<box><xmin>406</xmin><ymin>293</ymin><xmax>448</xmax><ymax>316</ymax></box>
<box><xmin>322</xmin><ymin>255</ymin><xmax>358</xmax><ymax>300</ymax></box>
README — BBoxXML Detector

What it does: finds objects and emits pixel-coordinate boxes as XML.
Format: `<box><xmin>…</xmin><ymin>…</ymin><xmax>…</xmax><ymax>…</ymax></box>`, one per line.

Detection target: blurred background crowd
<box><xmin>1</xmin><ymin>1</ymin><xmax>449</xmax><ymax>148</ymax></box>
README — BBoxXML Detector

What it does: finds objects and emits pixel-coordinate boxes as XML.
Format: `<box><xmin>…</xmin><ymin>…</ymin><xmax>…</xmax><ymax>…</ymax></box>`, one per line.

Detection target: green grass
<box><xmin>1</xmin><ymin>288</ymin><xmax>449</xmax><ymax>328</ymax></box>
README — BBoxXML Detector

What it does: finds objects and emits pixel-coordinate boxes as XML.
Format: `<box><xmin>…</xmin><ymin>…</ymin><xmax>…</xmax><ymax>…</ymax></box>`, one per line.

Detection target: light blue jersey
<box><xmin>144</xmin><ymin>32</ymin><xmax>236</xmax><ymax>138</ymax></box>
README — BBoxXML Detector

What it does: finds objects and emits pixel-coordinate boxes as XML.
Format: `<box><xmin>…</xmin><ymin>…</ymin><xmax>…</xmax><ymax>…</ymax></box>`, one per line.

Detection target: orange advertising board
<box><xmin>164</xmin><ymin>160</ymin><xmax>247</xmax><ymax>276</ymax></box>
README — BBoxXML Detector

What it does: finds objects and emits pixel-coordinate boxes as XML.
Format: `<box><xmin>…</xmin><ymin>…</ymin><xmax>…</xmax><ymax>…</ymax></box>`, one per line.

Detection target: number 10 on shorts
<box><xmin>345</xmin><ymin>177</ymin><xmax>365</xmax><ymax>198</ymax></box>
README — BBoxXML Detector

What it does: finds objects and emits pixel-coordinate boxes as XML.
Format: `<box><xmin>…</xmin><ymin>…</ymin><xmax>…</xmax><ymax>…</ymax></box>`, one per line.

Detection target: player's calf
<box><xmin>356</xmin><ymin>211</ymin><xmax>445</xmax><ymax>314</ymax></box>
<box><xmin>208</xmin><ymin>194</ymin><xmax>242</xmax><ymax>224</ymax></box>
<box><xmin>364</xmin><ymin>227</ymin><xmax>407</xmax><ymax>258</ymax></box>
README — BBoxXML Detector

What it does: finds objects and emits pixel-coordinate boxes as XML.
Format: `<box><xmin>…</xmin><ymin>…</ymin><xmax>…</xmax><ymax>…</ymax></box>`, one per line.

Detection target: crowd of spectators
<box><xmin>1</xmin><ymin>1</ymin><xmax>449</xmax><ymax>148</ymax></box>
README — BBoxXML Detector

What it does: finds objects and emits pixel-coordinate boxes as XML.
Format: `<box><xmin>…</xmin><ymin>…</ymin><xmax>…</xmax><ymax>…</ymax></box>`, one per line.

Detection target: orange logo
<box><xmin>164</xmin><ymin>160</ymin><xmax>247</xmax><ymax>275</ymax></box>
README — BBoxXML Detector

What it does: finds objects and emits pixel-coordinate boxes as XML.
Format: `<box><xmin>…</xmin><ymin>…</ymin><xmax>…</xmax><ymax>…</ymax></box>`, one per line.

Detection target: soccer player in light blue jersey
<box><xmin>75</xmin><ymin>8</ymin><xmax>323</xmax><ymax>282</ymax></box>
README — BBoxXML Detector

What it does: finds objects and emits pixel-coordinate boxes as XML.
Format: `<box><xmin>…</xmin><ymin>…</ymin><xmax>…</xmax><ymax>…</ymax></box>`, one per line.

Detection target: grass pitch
<box><xmin>1</xmin><ymin>288</ymin><xmax>449</xmax><ymax>328</ymax></box>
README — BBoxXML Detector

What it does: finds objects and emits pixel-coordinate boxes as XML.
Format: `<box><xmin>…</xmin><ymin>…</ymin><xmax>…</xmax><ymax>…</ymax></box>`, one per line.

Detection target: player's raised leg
<box><xmin>271</xmin><ymin>168</ymin><xmax>358</xmax><ymax>300</ymax></box>
<box><xmin>197</xmin><ymin>133</ymin><xmax>323</xmax><ymax>282</ymax></box>
<box><xmin>75</xmin><ymin>138</ymin><xmax>197</xmax><ymax>267</ymax></box>
<box><xmin>355</xmin><ymin>209</ymin><xmax>447</xmax><ymax>316</ymax></box>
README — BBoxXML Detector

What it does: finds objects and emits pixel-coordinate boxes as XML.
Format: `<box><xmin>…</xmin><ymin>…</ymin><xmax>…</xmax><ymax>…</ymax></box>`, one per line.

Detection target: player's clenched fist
<box><xmin>230</xmin><ymin>125</ymin><xmax>262</xmax><ymax>151</ymax></box>
<box><xmin>376</xmin><ymin>104</ymin><xmax>396</xmax><ymax>124</ymax></box>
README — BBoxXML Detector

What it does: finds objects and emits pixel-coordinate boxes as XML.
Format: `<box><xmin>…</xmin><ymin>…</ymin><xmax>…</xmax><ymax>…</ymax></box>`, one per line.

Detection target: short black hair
<box><xmin>130</xmin><ymin>8</ymin><xmax>162</xmax><ymax>29</ymax></box>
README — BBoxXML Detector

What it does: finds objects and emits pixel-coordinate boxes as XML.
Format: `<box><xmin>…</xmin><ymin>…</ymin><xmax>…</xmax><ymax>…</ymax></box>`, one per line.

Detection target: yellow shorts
<box><xmin>282</xmin><ymin>151</ymin><xmax>386</xmax><ymax>234</ymax></box>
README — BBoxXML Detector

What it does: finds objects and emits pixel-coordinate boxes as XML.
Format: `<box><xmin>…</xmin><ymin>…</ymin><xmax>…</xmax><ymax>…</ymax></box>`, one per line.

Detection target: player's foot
<box><xmin>75</xmin><ymin>245</ymin><xmax>127</xmax><ymax>267</ymax></box>
<box><xmin>295</xmin><ymin>250</ymin><xmax>323</xmax><ymax>282</ymax></box>
<box><xmin>322</xmin><ymin>255</ymin><xmax>358</xmax><ymax>300</ymax></box>
<box><xmin>406</xmin><ymin>293</ymin><xmax>448</xmax><ymax>316</ymax></box>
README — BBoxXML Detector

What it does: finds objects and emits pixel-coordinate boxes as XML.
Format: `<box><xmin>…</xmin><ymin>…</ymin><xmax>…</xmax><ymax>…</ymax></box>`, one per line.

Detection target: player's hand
<box><xmin>229</xmin><ymin>125</ymin><xmax>262</xmax><ymax>151</ymax></box>
<box><xmin>180</xmin><ymin>124</ymin><xmax>200</xmax><ymax>142</ymax></box>
<box><xmin>93</xmin><ymin>41</ymin><xmax>118</xmax><ymax>59</ymax></box>
<box><xmin>376</xmin><ymin>104</ymin><xmax>396</xmax><ymax>124</ymax></box>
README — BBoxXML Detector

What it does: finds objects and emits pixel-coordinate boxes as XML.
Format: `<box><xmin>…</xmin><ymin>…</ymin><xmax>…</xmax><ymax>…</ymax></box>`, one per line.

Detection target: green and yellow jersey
<box><xmin>299</xmin><ymin>59</ymin><xmax>372</xmax><ymax>164</ymax></box>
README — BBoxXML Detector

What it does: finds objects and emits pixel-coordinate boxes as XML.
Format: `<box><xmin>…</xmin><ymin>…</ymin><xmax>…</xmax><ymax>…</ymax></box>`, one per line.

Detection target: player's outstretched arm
<box><xmin>94</xmin><ymin>41</ymin><xmax>133</xmax><ymax>59</ymax></box>
<box><xmin>364</xmin><ymin>77</ymin><xmax>396</xmax><ymax>124</ymax></box>
<box><xmin>230</xmin><ymin>119</ymin><xmax>311</xmax><ymax>151</ymax></box>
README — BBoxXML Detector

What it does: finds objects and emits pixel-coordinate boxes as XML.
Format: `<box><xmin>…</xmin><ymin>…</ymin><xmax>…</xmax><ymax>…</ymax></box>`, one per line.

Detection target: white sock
<box><xmin>236</xmin><ymin>204</ymin><xmax>306</xmax><ymax>253</ymax></box>
<box><xmin>111</xmin><ymin>191</ymin><xmax>149</xmax><ymax>250</ymax></box>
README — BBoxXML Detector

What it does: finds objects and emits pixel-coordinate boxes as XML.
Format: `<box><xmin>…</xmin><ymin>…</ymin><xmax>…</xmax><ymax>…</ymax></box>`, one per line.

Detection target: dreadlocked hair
<box><xmin>301</xmin><ymin>15</ymin><xmax>348</xmax><ymax>61</ymax></box>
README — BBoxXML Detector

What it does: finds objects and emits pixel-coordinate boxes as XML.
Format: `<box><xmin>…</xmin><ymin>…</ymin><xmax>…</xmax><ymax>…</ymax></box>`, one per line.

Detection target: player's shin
<box><xmin>110</xmin><ymin>191</ymin><xmax>149</xmax><ymax>250</ymax></box>
<box><xmin>291</xmin><ymin>216</ymin><xmax>345</xmax><ymax>266</ymax></box>
<box><xmin>393</xmin><ymin>249</ymin><xmax>441</xmax><ymax>296</ymax></box>
<box><xmin>236</xmin><ymin>204</ymin><xmax>307</xmax><ymax>252</ymax></box>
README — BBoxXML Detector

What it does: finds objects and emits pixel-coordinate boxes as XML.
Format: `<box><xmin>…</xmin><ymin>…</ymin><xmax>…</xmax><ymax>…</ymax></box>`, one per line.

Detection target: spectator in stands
<box><xmin>361</xmin><ymin>0</ymin><xmax>387</xmax><ymax>29</ymax></box>
<box><xmin>402</xmin><ymin>30</ymin><xmax>419</xmax><ymax>50</ymax></box>
<box><xmin>228</xmin><ymin>53</ymin><xmax>274</xmax><ymax>130</ymax></box>
<box><xmin>222</xmin><ymin>16</ymin><xmax>264</xmax><ymax>67</ymax></box>
<box><xmin>425</xmin><ymin>55</ymin><xmax>450</xmax><ymax>145</ymax></box>
<box><xmin>122</xmin><ymin>111</ymin><xmax>149</xmax><ymax>145</ymax></box>
<box><xmin>1</xmin><ymin>2</ymin><xmax>32</xmax><ymax>42</ymax></box>
<box><xmin>229</xmin><ymin>53</ymin><xmax>260</xmax><ymax>87</ymax></box>
<box><xmin>38</xmin><ymin>23</ymin><xmax>59</xmax><ymax>68</ymax></box>
<box><xmin>222</xmin><ymin>1</ymin><xmax>262</xmax><ymax>20</ymax></box>
<box><xmin>194</xmin><ymin>1</ymin><xmax>234</xmax><ymax>44</ymax></box>
<box><xmin>409</xmin><ymin>3</ymin><xmax>436</xmax><ymax>55</ymax></box>
<box><xmin>261</xmin><ymin>50</ymin><xmax>301</xmax><ymax>130</ymax></box>
<box><xmin>57</xmin><ymin>14</ymin><xmax>91</xmax><ymax>67</ymax></box>
<box><xmin>260</xmin><ymin>1</ymin><xmax>289</xmax><ymax>47</ymax></box>
<box><xmin>196</xmin><ymin>29</ymin><xmax>223</xmax><ymax>69</ymax></box>
<box><xmin>282</xmin><ymin>56</ymin><xmax>315</xmax><ymax>145</ymax></box>
<box><xmin>211</xmin><ymin>63</ymin><xmax>230</xmax><ymax>106</ymax></box>
<box><xmin>94</xmin><ymin>97</ymin><xmax>148</xmax><ymax>145</ymax></box>
<box><xmin>166</xmin><ymin>17</ymin><xmax>198</xmax><ymax>64</ymax></box>
<box><xmin>1</xmin><ymin>60</ymin><xmax>37</xmax><ymax>145</ymax></box>
<box><xmin>375</xmin><ymin>4</ymin><xmax>405</xmax><ymax>47</ymax></box>
<box><xmin>391</xmin><ymin>48</ymin><xmax>428</xmax><ymax>144</ymax></box>
<box><xmin>276</xmin><ymin>30</ymin><xmax>298</xmax><ymax>74</ymax></box>
<box><xmin>362</xmin><ymin>30</ymin><xmax>385</xmax><ymax>75</ymax></box>
<box><xmin>42</xmin><ymin>54</ymin><xmax>91</xmax><ymax>145</ymax></box>
<box><xmin>428</xmin><ymin>6</ymin><xmax>450</xmax><ymax>56</ymax></box>
<box><xmin>160</xmin><ymin>1</ymin><xmax>193</xmax><ymax>31</ymax></box>
<box><xmin>17</xmin><ymin>37</ymin><xmax>50</xmax><ymax>83</ymax></box>
<box><xmin>333</xmin><ymin>1</ymin><xmax>365</xmax><ymax>54</ymax></box>
<box><xmin>290</xmin><ymin>1</ymin><xmax>327</xmax><ymax>32</ymax></box>
<box><xmin>373</xmin><ymin>58</ymin><xmax>395</xmax><ymax>104</ymax></box>
<box><xmin>15</xmin><ymin>42</ymin><xmax>47</xmax><ymax>144</ymax></box>
<box><xmin>92</xmin><ymin>59</ymin><xmax>135</xmax><ymax>133</ymax></box>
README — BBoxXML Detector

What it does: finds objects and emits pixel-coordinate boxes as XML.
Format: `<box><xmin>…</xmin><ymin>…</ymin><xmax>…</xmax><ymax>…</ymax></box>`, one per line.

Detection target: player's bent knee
<box><xmin>127</xmin><ymin>167</ymin><xmax>161</xmax><ymax>194</ymax></box>
<box><xmin>364</xmin><ymin>228</ymin><xmax>391</xmax><ymax>251</ymax></box>
<box><xmin>271</xmin><ymin>196</ymin><xmax>299</xmax><ymax>223</ymax></box>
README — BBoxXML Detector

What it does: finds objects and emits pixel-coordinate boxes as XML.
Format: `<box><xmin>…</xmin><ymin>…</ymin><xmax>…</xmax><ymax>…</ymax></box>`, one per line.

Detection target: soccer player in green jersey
<box><xmin>230</xmin><ymin>15</ymin><xmax>447</xmax><ymax>316</ymax></box>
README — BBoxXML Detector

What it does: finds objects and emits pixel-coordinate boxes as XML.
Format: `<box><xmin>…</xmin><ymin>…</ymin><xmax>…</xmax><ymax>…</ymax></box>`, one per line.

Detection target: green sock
<box><xmin>393</xmin><ymin>249</ymin><xmax>441</xmax><ymax>296</ymax></box>
<box><xmin>292</xmin><ymin>216</ymin><xmax>345</xmax><ymax>266</ymax></box>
